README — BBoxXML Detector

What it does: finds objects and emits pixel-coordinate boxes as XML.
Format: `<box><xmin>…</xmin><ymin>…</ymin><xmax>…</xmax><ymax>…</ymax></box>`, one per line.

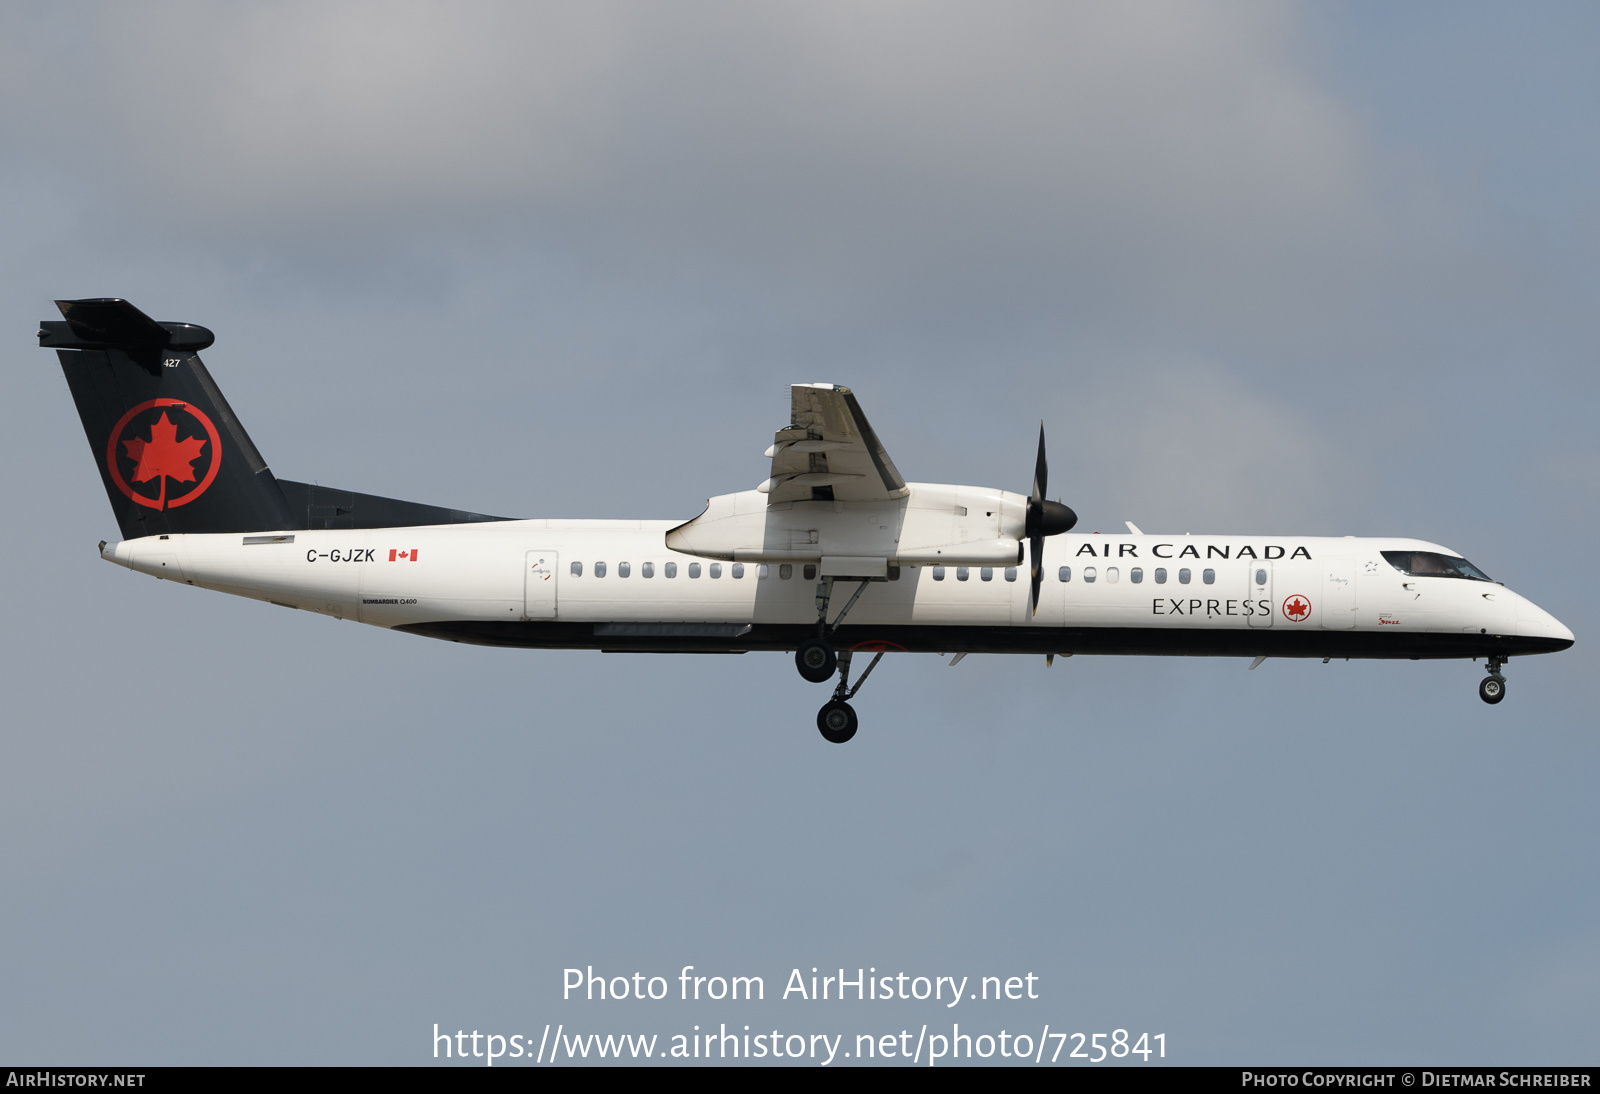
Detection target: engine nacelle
<box><xmin>664</xmin><ymin>482</ymin><xmax>1028</xmax><ymax>570</ymax></box>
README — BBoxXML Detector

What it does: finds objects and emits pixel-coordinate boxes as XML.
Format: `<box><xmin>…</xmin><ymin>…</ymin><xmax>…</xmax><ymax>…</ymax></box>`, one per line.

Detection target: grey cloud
<box><xmin>2</xmin><ymin>1</ymin><xmax>1400</xmax><ymax>334</ymax></box>
<box><xmin>3</xmin><ymin>3</ymin><xmax>627</xmax><ymax>215</ymax></box>
<box><xmin>1067</xmin><ymin>359</ymin><xmax>1357</xmax><ymax>534</ymax></box>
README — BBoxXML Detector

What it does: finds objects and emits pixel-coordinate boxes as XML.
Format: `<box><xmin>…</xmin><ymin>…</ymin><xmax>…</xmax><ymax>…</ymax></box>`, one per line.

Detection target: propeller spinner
<box><xmin>1026</xmin><ymin>424</ymin><xmax>1077</xmax><ymax>614</ymax></box>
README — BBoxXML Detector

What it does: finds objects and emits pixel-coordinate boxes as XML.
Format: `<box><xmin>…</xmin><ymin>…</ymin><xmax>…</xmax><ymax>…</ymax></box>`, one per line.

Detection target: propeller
<box><xmin>1026</xmin><ymin>423</ymin><xmax>1078</xmax><ymax>615</ymax></box>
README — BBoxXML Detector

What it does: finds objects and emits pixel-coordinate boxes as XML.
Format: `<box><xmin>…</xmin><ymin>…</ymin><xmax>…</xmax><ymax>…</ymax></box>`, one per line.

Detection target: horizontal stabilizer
<box><xmin>41</xmin><ymin>299</ymin><xmax>214</xmax><ymax>373</ymax></box>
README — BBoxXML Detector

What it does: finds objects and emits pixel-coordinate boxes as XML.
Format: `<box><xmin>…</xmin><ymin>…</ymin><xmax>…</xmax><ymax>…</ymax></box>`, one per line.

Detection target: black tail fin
<box><xmin>43</xmin><ymin>298</ymin><xmax>298</xmax><ymax>539</ymax></box>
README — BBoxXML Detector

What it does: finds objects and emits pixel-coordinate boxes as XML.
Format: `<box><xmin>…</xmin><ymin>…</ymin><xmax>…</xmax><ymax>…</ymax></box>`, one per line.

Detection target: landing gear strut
<box><xmin>791</xmin><ymin>576</ymin><xmax>885</xmax><ymax>742</ymax></box>
<box><xmin>815</xmin><ymin>646</ymin><xmax>887</xmax><ymax>744</ymax></box>
<box><xmin>793</xmin><ymin>577</ymin><xmax>871</xmax><ymax>683</ymax></box>
<box><xmin>1479</xmin><ymin>657</ymin><xmax>1507</xmax><ymax>705</ymax></box>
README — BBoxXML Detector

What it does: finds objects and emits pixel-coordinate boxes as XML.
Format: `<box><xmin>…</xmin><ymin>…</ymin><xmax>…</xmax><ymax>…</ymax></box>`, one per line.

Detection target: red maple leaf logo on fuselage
<box><xmin>122</xmin><ymin>411</ymin><xmax>208</xmax><ymax>509</ymax></box>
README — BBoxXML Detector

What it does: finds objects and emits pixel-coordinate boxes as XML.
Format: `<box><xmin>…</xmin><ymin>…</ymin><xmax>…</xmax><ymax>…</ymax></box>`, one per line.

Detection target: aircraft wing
<box><xmin>761</xmin><ymin>384</ymin><xmax>910</xmax><ymax>504</ymax></box>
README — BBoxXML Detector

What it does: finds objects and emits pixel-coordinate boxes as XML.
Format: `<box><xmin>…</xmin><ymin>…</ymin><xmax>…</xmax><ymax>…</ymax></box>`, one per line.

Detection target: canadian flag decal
<box><xmin>389</xmin><ymin>549</ymin><xmax>419</xmax><ymax>561</ymax></box>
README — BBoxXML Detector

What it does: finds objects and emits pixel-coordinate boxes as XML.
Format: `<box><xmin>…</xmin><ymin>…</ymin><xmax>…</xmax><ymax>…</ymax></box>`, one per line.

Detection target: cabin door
<box><xmin>524</xmin><ymin>550</ymin><xmax>559</xmax><ymax>620</ymax></box>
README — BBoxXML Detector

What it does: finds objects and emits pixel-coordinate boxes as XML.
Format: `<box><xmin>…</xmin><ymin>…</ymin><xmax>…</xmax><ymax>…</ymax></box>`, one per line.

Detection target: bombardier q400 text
<box><xmin>43</xmin><ymin>299</ymin><xmax>1574</xmax><ymax>742</ymax></box>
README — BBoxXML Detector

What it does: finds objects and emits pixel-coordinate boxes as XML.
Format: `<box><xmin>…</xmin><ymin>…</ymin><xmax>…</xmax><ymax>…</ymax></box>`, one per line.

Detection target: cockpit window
<box><xmin>1381</xmin><ymin>551</ymin><xmax>1492</xmax><ymax>582</ymax></box>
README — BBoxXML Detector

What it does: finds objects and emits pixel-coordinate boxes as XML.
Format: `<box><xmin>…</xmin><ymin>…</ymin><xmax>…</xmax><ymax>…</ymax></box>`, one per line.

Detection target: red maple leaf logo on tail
<box><xmin>122</xmin><ymin>411</ymin><xmax>208</xmax><ymax>509</ymax></box>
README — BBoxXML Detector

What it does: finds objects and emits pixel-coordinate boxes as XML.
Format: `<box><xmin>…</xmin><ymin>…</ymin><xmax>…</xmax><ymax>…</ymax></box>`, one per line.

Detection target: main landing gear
<box><xmin>795</xmin><ymin>637</ymin><xmax>837</xmax><ymax>683</ymax></box>
<box><xmin>818</xmin><ymin>700</ymin><xmax>857</xmax><ymax>744</ymax></box>
<box><xmin>1479</xmin><ymin>657</ymin><xmax>1507</xmax><ymax>705</ymax></box>
<box><xmin>793</xmin><ymin>576</ymin><xmax>872</xmax><ymax>682</ymax></box>
<box><xmin>795</xmin><ymin>576</ymin><xmax>884</xmax><ymax>743</ymax></box>
<box><xmin>816</xmin><ymin>646</ymin><xmax>887</xmax><ymax>744</ymax></box>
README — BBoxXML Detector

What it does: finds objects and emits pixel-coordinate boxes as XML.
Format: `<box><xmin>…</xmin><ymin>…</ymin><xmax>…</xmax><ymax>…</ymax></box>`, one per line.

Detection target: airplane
<box><xmin>42</xmin><ymin>298</ymin><xmax>1575</xmax><ymax>743</ymax></box>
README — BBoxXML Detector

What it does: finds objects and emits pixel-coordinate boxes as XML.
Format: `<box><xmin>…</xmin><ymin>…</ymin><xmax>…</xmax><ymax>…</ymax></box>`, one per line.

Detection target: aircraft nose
<box><xmin>1517</xmin><ymin>595</ymin><xmax>1575</xmax><ymax>648</ymax></box>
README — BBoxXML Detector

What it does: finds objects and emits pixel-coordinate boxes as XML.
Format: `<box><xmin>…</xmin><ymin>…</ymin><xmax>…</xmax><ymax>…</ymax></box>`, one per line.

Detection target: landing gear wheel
<box><xmin>796</xmin><ymin>638</ymin><xmax>838</xmax><ymax>683</ymax></box>
<box><xmin>1479</xmin><ymin>675</ymin><xmax>1506</xmax><ymax>705</ymax></box>
<box><xmin>817</xmin><ymin>700</ymin><xmax>858</xmax><ymax>744</ymax></box>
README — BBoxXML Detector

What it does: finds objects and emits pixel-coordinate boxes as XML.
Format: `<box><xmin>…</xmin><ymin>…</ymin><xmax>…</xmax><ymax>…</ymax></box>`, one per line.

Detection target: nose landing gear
<box><xmin>1479</xmin><ymin>657</ymin><xmax>1507</xmax><ymax>705</ymax></box>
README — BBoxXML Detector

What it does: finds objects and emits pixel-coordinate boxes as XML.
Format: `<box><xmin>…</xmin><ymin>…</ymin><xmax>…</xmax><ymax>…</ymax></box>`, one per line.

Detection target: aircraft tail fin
<box><xmin>43</xmin><ymin>298</ymin><xmax>298</xmax><ymax>539</ymax></box>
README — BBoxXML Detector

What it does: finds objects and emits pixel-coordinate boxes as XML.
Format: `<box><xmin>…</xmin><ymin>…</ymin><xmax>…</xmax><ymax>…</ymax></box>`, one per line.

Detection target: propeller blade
<box><xmin>1030</xmin><ymin>531</ymin><xmax>1044</xmax><ymax>615</ymax></box>
<box><xmin>1024</xmin><ymin>423</ymin><xmax>1075</xmax><ymax>615</ymax></box>
<box><xmin>1030</xmin><ymin>424</ymin><xmax>1047</xmax><ymax>615</ymax></box>
<box><xmin>1032</xmin><ymin>423</ymin><xmax>1047</xmax><ymax>503</ymax></box>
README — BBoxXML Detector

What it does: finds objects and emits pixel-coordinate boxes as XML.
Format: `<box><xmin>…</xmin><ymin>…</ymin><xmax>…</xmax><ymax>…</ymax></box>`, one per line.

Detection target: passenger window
<box><xmin>1255</xmin><ymin>568</ymin><xmax>1267</xmax><ymax>586</ymax></box>
<box><xmin>709</xmin><ymin>563</ymin><xmax>722</xmax><ymax>579</ymax></box>
<box><xmin>595</xmin><ymin>561</ymin><xmax>607</xmax><ymax>578</ymax></box>
<box><xmin>664</xmin><ymin>561</ymin><xmax>677</xmax><ymax>578</ymax></box>
<box><xmin>618</xmin><ymin>562</ymin><xmax>631</xmax><ymax>578</ymax></box>
<box><xmin>1202</xmin><ymin>568</ymin><xmax>1214</xmax><ymax>585</ymax></box>
<box><xmin>803</xmin><ymin>564</ymin><xmax>817</xmax><ymax>581</ymax></box>
<box><xmin>1155</xmin><ymin>567</ymin><xmax>1167</xmax><ymax>584</ymax></box>
<box><xmin>980</xmin><ymin>567</ymin><xmax>993</xmax><ymax>582</ymax></box>
<box><xmin>1178</xmin><ymin>568</ymin><xmax>1190</xmax><ymax>584</ymax></box>
<box><xmin>1084</xmin><ymin>566</ymin><xmax>1097</xmax><ymax>583</ymax></box>
<box><xmin>1004</xmin><ymin>567</ymin><xmax>1017</xmax><ymax>582</ymax></box>
<box><xmin>933</xmin><ymin>566</ymin><xmax>945</xmax><ymax>581</ymax></box>
<box><xmin>956</xmin><ymin>567</ymin><xmax>969</xmax><ymax>581</ymax></box>
<box><xmin>758</xmin><ymin>564</ymin><xmax>769</xmax><ymax>578</ymax></box>
<box><xmin>732</xmin><ymin>563</ymin><xmax>745</xmax><ymax>579</ymax></box>
<box><xmin>689</xmin><ymin>563</ymin><xmax>702</xmax><ymax>578</ymax></box>
<box><xmin>570</xmin><ymin>561</ymin><xmax>583</xmax><ymax>577</ymax></box>
<box><xmin>1107</xmin><ymin>566</ymin><xmax>1119</xmax><ymax>583</ymax></box>
<box><xmin>641</xmin><ymin>561</ymin><xmax>654</xmax><ymax>578</ymax></box>
<box><xmin>1130</xmin><ymin>567</ymin><xmax>1143</xmax><ymax>584</ymax></box>
<box><xmin>888</xmin><ymin>566</ymin><xmax>900</xmax><ymax>581</ymax></box>
<box><xmin>1058</xmin><ymin>566</ymin><xmax>1071</xmax><ymax>582</ymax></box>
<box><xmin>779</xmin><ymin>564</ymin><xmax>793</xmax><ymax>580</ymax></box>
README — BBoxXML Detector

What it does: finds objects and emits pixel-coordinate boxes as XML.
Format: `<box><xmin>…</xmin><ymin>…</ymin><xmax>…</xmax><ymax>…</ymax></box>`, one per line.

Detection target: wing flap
<box><xmin>766</xmin><ymin>384</ymin><xmax>908</xmax><ymax>504</ymax></box>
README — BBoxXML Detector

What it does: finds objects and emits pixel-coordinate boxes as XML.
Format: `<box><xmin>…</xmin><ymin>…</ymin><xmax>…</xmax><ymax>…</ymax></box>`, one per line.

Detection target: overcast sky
<box><xmin>1</xmin><ymin>1</ymin><xmax>1597</xmax><ymax>1065</ymax></box>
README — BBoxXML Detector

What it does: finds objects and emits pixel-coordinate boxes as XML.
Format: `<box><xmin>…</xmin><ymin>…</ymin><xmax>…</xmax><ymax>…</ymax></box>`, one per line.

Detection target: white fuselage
<box><xmin>102</xmin><ymin>518</ymin><xmax>1573</xmax><ymax>659</ymax></box>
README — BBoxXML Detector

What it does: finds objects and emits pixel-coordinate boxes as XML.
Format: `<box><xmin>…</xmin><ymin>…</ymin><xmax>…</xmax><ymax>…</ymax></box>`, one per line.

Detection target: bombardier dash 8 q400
<box><xmin>44</xmin><ymin>298</ymin><xmax>1574</xmax><ymax>743</ymax></box>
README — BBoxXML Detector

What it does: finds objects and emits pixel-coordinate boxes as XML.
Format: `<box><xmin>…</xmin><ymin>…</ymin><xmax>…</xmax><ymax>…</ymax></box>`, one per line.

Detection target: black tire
<box><xmin>796</xmin><ymin>638</ymin><xmax>838</xmax><ymax>683</ymax></box>
<box><xmin>1479</xmin><ymin>675</ymin><xmax>1506</xmax><ymax>705</ymax></box>
<box><xmin>817</xmin><ymin>700</ymin><xmax>858</xmax><ymax>744</ymax></box>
